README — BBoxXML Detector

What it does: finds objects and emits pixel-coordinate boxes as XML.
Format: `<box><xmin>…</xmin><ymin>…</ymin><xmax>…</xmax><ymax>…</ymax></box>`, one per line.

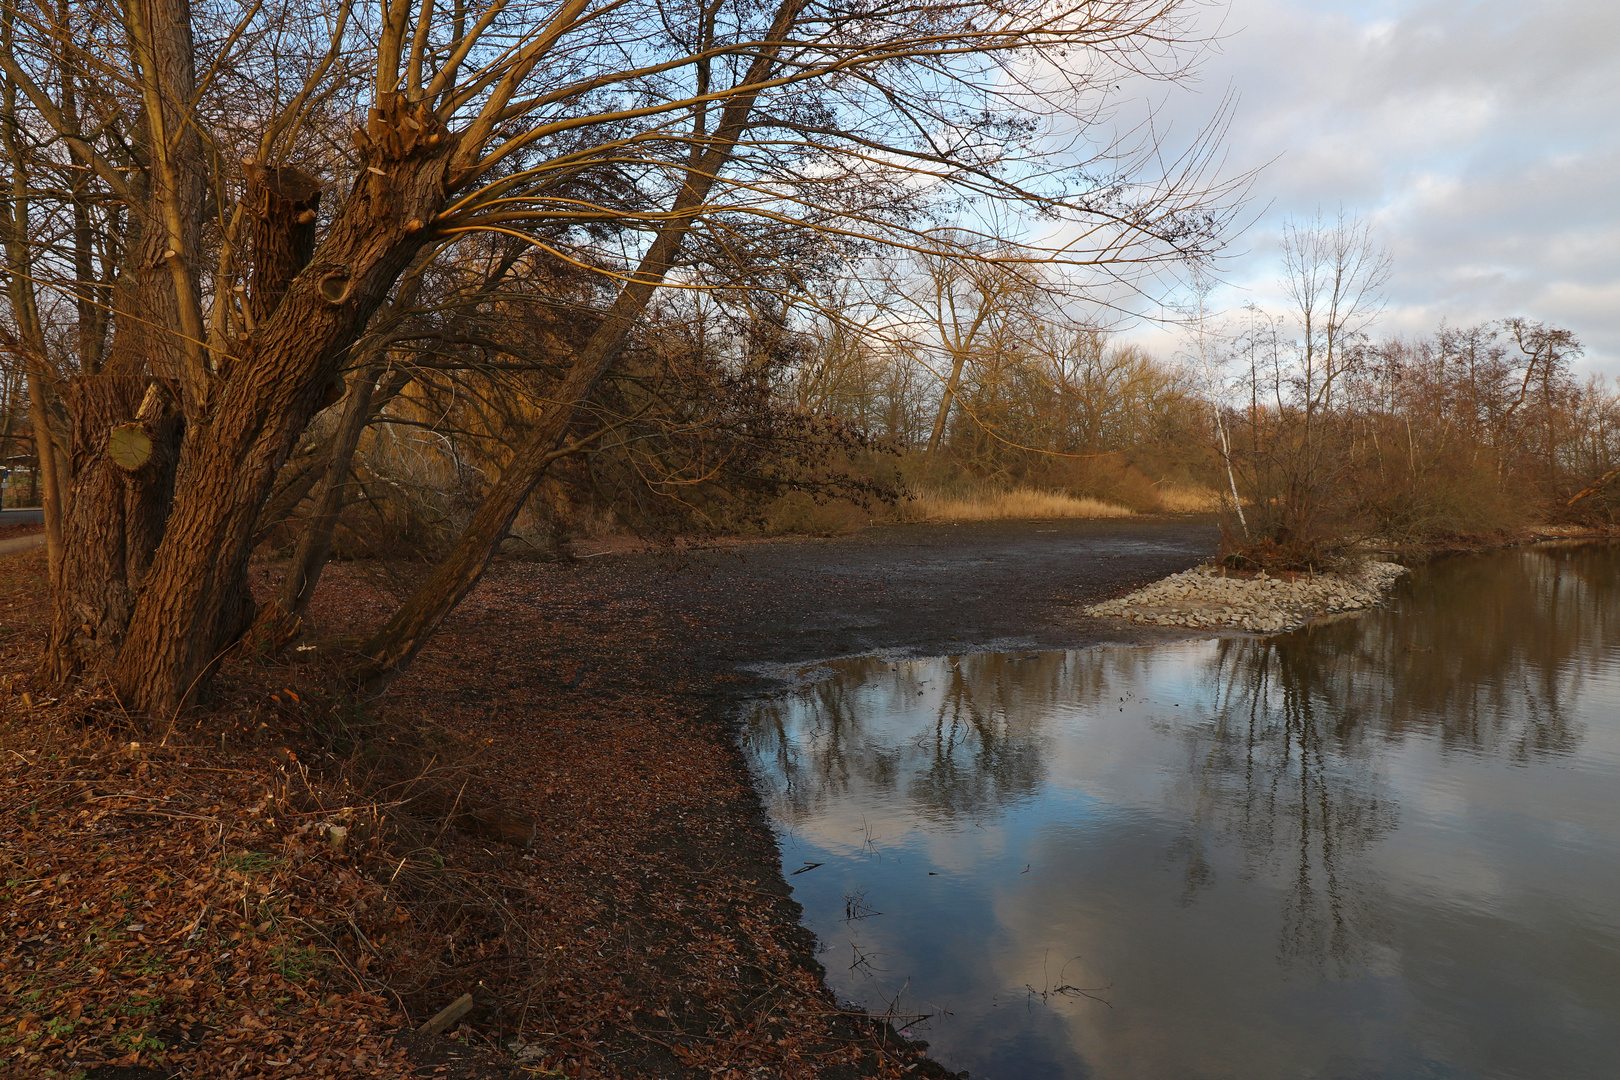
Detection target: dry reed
<box><xmin>903</xmin><ymin>486</ymin><xmax>1134</xmax><ymax>521</ymax></box>
<box><xmin>1153</xmin><ymin>483</ymin><xmax>1222</xmax><ymax>512</ymax></box>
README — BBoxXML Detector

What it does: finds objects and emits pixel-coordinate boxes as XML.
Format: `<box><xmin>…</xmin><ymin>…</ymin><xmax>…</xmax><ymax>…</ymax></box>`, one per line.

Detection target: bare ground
<box><xmin>561</xmin><ymin>515</ymin><xmax>1222</xmax><ymax>681</ymax></box>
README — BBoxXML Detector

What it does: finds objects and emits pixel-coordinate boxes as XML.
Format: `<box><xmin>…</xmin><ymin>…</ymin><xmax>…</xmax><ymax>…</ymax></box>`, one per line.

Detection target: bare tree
<box><xmin>1180</xmin><ymin>263</ymin><xmax>1245</xmax><ymax>534</ymax></box>
<box><xmin>890</xmin><ymin>234</ymin><xmax>1053</xmax><ymax>456</ymax></box>
<box><xmin>0</xmin><ymin>0</ymin><xmax>1245</xmax><ymax>718</ymax></box>
<box><xmin>1280</xmin><ymin>209</ymin><xmax>1391</xmax><ymax>429</ymax></box>
<box><xmin>1238</xmin><ymin>208</ymin><xmax>1391</xmax><ymax>549</ymax></box>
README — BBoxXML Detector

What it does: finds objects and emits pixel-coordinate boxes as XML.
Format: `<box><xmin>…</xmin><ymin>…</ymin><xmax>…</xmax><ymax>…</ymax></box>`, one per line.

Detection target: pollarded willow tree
<box><xmin>0</xmin><ymin>0</ymin><xmax>1245</xmax><ymax>718</ymax></box>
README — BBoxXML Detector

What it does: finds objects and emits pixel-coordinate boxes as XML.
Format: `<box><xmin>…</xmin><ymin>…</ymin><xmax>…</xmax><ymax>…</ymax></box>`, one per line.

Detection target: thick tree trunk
<box><xmin>204</xmin><ymin>165</ymin><xmax>328</xmax><ymax>656</ymax></box>
<box><xmin>43</xmin><ymin>376</ymin><xmax>180</xmax><ymax>684</ymax></box>
<box><xmin>37</xmin><ymin>0</ymin><xmax>205</xmax><ymax>691</ymax></box>
<box><xmin>243</xmin><ymin>164</ymin><xmax>322</xmax><ymax>324</ymax></box>
<box><xmin>102</xmin><ymin>0</ymin><xmax>205</xmax><ymax>386</ymax></box>
<box><xmin>108</xmin><ymin>94</ymin><xmax>455</xmax><ymax>717</ymax></box>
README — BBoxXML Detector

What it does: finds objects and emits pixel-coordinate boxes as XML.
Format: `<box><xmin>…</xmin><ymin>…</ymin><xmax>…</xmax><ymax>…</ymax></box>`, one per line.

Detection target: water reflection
<box><xmin>752</xmin><ymin>654</ymin><xmax>1073</xmax><ymax>824</ymax></box>
<box><xmin>1177</xmin><ymin>638</ymin><xmax>1401</xmax><ymax>976</ymax></box>
<box><xmin>744</xmin><ymin>545</ymin><xmax>1620</xmax><ymax>1080</ymax></box>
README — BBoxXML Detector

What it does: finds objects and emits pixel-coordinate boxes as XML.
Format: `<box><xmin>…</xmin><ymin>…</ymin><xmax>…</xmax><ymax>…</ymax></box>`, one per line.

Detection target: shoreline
<box><xmin>11</xmin><ymin>518</ymin><xmax>1615</xmax><ymax>1078</ymax></box>
<box><xmin>10</xmin><ymin>517</ymin><xmax>1218</xmax><ymax>1079</ymax></box>
<box><xmin>1079</xmin><ymin>524</ymin><xmax>1620</xmax><ymax>638</ymax></box>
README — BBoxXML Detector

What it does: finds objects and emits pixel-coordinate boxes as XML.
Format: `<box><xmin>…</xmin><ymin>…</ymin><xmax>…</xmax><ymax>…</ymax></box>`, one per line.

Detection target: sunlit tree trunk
<box><xmin>110</xmin><ymin>95</ymin><xmax>457</xmax><ymax>716</ymax></box>
<box><xmin>926</xmin><ymin>350</ymin><xmax>970</xmax><ymax>455</ymax></box>
<box><xmin>357</xmin><ymin>54</ymin><xmax>790</xmax><ymax>690</ymax></box>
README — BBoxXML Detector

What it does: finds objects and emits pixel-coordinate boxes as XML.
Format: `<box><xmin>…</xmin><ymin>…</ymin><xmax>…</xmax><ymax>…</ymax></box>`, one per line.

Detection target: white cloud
<box><xmin>1103</xmin><ymin>0</ymin><xmax>1620</xmax><ymax>373</ymax></box>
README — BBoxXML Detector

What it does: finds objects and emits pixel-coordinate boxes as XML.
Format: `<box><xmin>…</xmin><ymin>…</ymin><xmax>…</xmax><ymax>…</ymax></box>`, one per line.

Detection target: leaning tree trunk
<box><xmin>193</xmin><ymin>163</ymin><xmax>329</xmax><ymax>658</ymax></box>
<box><xmin>107</xmin><ymin>94</ymin><xmax>455</xmax><ymax>718</ymax></box>
<box><xmin>925</xmin><ymin>348</ymin><xmax>969</xmax><ymax>456</ymax></box>
<box><xmin>356</xmin><ymin>43</ymin><xmax>791</xmax><ymax>691</ymax></box>
<box><xmin>249</xmin><ymin>364</ymin><xmax>413</xmax><ymax>549</ymax></box>
<box><xmin>242</xmin><ymin>359</ymin><xmax>383</xmax><ymax>654</ymax></box>
<box><xmin>276</xmin><ymin>360</ymin><xmax>379</xmax><ymax>616</ymax></box>
<box><xmin>43</xmin><ymin>376</ymin><xmax>180</xmax><ymax>684</ymax></box>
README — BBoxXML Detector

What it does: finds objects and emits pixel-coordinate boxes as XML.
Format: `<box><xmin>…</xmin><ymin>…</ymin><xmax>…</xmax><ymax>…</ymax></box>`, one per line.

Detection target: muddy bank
<box><xmin>364</xmin><ymin>515</ymin><xmax>1221</xmax><ymax>1075</ymax></box>
<box><xmin>4</xmin><ymin>517</ymin><xmax>1219</xmax><ymax>1079</ymax></box>
<box><xmin>594</xmin><ymin>515</ymin><xmax>1223</xmax><ymax>679</ymax></box>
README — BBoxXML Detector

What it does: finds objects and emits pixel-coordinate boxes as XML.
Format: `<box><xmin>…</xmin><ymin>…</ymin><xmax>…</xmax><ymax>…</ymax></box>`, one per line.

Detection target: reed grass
<box><xmin>1153</xmin><ymin>483</ymin><xmax>1222</xmax><ymax>512</ymax></box>
<box><xmin>902</xmin><ymin>486</ymin><xmax>1134</xmax><ymax>521</ymax></box>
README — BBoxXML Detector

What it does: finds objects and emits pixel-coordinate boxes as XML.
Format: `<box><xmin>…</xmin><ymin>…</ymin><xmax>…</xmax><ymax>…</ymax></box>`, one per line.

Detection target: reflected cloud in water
<box><xmin>744</xmin><ymin>544</ymin><xmax>1620</xmax><ymax>1080</ymax></box>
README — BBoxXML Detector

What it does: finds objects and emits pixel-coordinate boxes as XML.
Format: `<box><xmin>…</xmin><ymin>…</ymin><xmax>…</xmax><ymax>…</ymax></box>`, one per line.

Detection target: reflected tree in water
<box><xmin>1173</xmin><ymin>634</ymin><xmax>1399</xmax><ymax>976</ymax></box>
<box><xmin>1372</xmin><ymin>546</ymin><xmax>1608</xmax><ymax>758</ymax></box>
<box><xmin>748</xmin><ymin>651</ymin><xmax>1142</xmax><ymax>826</ymax></box>
<box><xmin>747</xmin><ymin>673</ymin><xmax>903</xmax><ymax>825</ymax></box>
<box><xmin>904</xmin><ymin>655</ymin><xmax>1048</xmax><ymax>822</ymax></box>
<box><xmin>1169</xmin><ymin>545</ymin><xmax>1613</xmax><ymax>973</ymax></box>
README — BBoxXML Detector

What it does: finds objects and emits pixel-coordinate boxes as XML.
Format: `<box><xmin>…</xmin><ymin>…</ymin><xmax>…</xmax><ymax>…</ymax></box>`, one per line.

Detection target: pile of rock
<box><xmin>1083</xmin><ymin>560</ymin><xmax>1408</xmax><ymax>633</ymax></box>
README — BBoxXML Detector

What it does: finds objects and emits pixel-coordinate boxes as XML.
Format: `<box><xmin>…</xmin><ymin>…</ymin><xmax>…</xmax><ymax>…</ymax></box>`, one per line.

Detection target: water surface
<box><xmin>743</xmin><ymin>544</ymin><xmax>1620</xmax><ymax>1080</ymax></box>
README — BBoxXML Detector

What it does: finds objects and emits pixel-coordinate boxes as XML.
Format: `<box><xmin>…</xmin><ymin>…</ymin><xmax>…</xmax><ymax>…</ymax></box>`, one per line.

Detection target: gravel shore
<box><xmin>1083</xmin><ymin>559</ymin><xmax>1409</xmax><ymax>633</ymax></box>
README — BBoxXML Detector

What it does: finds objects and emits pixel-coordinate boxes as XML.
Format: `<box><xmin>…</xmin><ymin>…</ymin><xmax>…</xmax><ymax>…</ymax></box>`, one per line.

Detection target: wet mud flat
<box><xmin>607</xmin><ymin>515</ymin><xmax>1222</xmax><ymax>678</ymax></box>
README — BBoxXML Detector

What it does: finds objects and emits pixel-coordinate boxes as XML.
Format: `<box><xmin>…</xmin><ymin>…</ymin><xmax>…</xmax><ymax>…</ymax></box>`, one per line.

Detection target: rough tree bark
<box><xmin>254</xmin><ymin>244</ymin><xmax>520</xmax><ymax>647</ymax></box>
<box><xmin>206</xmin><ymin>164</ymin><xmax>329</xmax><ymax>655</ymax></box>
<box><xmin>102</xmin><ymin>0</ymin><xmax>205</xmax><ymax>389</ymax></box>
<box><xmin>42</xmin><ymin>377</ymin><xmax>180</xmax><ymax>683</ymax></box>
<box><xmin>39</xmin><ymin>0</ymin><xmax>204</xmax><ymax>684</ymax></box>
<box><xmin>243</xmin><ymin>164</ymin><xmax>323</xmax><ymax>324</ymax></box>
<box><xmin>110</xmin><ymin>94</ymin><xmax>457</xmax><ymax>716</ymax></box>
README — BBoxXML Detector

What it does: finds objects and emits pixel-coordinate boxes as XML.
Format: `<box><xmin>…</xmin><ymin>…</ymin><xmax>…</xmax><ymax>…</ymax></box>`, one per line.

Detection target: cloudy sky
<box><xmin>1111</xmin><ymin>0</ymin><xmax>1620</xmax><ymax>375</ymax></box>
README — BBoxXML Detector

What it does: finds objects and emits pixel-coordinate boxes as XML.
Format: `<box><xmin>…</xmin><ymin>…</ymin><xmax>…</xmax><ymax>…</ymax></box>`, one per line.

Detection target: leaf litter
<box><xmin>1</xmin><ymin>546</ymin><xmax>960</xmax><ymax>1079</ymax></box>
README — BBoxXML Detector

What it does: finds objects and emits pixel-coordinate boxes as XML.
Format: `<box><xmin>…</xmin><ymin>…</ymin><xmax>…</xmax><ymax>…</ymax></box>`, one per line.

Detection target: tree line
<box><xmin>1201</xmin><ymin>212</ymin><xmax>1619</xmax><ymax>567</ymax></box>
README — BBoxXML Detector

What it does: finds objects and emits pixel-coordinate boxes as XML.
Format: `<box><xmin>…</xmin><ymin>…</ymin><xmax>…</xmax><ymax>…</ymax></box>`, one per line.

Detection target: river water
<box><xmin>743</xmin><ymin>543</ymin><xmax>1620</xmax><ymax>1080</ymax></box>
